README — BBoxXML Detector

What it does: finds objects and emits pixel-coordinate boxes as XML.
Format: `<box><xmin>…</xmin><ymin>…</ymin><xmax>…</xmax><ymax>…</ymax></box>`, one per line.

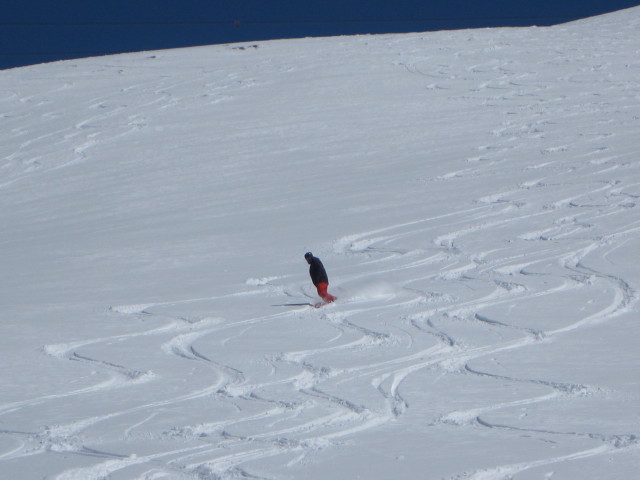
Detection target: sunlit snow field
<box><xmin>1</xmin><ymin>7</ymin><xmax>640</xmax><ymax>480</ymax></box>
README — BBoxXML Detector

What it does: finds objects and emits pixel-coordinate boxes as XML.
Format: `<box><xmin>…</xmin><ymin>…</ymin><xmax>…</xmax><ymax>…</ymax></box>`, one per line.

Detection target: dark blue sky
<box><xmin>2</xmin><ymin>1</ymin><xmax>639</xmax><ymax>70</ymax></box>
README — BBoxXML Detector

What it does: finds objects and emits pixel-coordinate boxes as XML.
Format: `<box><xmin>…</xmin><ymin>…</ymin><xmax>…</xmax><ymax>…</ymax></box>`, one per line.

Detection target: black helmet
<box><xmin>304</xmin><ymin>252</ymin><xmax>313</xmax><ymax>260</ymax></box>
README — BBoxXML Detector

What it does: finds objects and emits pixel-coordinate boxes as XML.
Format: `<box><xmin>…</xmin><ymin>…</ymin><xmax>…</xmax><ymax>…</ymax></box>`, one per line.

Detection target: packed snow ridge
<box><xmin>1</xmin><ymin>6</ymin><xmax>640</xmax><ymax>480</ymax></box>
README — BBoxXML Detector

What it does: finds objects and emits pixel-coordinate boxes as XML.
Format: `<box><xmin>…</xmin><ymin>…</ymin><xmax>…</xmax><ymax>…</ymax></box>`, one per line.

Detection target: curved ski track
<box><xmin>3</xmin><ymin>155</ymin><xmax>638</xmax><ymax>479</ymax></box>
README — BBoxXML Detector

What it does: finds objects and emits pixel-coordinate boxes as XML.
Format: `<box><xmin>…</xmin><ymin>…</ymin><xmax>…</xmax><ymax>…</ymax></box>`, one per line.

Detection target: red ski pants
<box><xmin>316</xmin><ymin>282</ymin><xmax>336</xmax><ymax>302</ymax></box>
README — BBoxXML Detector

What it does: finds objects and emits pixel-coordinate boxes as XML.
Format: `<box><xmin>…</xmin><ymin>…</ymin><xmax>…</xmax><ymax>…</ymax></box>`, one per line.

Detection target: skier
<box><xmin>304</xmin><ymin>252</ymin><xmax>337</xmax><ymax>303</ymax></box>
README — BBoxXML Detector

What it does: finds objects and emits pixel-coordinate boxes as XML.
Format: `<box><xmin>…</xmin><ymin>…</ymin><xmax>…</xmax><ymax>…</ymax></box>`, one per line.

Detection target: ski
<box><xmin>272</xmin><ymin>302</ymin><xmax>314</xmax><ymax>307</ymax></box>
<box><xmin>272</xmin><ymin>301</ymin><xmax>335</xmax><ymax>308</ymax></box>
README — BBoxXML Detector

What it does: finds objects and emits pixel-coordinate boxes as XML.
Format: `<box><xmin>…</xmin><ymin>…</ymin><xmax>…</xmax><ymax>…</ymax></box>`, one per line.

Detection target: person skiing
<box><xmin>304</xmin><ymin>252</ymin><xmax>337</xmax><ymax>303</ymax></box>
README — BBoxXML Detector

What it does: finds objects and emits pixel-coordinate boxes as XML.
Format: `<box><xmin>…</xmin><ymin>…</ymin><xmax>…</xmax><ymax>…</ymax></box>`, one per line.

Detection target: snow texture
<box><xmin>1</xmin><ymin>7</ymin><xmax>640</xmax><ymax>480</ymax></box>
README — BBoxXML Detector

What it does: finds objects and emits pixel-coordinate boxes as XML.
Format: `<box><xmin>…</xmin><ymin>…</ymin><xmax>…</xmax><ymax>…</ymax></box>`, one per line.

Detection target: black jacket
<box><xmin>308</xmin><ymin>256</ymin><xmax>329</xmax><ymax>286</ymax></box>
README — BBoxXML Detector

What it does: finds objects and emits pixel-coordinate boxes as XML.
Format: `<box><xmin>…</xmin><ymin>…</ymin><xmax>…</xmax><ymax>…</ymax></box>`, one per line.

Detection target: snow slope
<box><xmin>1</xmin><ymin>7</ymin><xmax>640</xmax><ymax>479</ymax></box>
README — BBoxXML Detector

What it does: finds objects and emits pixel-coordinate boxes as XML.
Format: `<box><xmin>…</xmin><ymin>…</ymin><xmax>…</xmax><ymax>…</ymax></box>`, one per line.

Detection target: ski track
<box><xmin>2</xmin><ymin>13</ymin><xmax>640</xmax><ymax>480</ymax></box>
<box><xmin>6</xmin><ymin>163</ymin><xmax>637</xmax><ymax>478</ymax></box>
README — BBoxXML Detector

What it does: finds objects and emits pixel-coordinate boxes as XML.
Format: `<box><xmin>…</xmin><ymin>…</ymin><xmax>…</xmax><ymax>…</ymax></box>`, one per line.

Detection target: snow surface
<box><xmin>2</xmin><ymin>7</ymin><xmax>640</xmax><ymax>480</ymax></box>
